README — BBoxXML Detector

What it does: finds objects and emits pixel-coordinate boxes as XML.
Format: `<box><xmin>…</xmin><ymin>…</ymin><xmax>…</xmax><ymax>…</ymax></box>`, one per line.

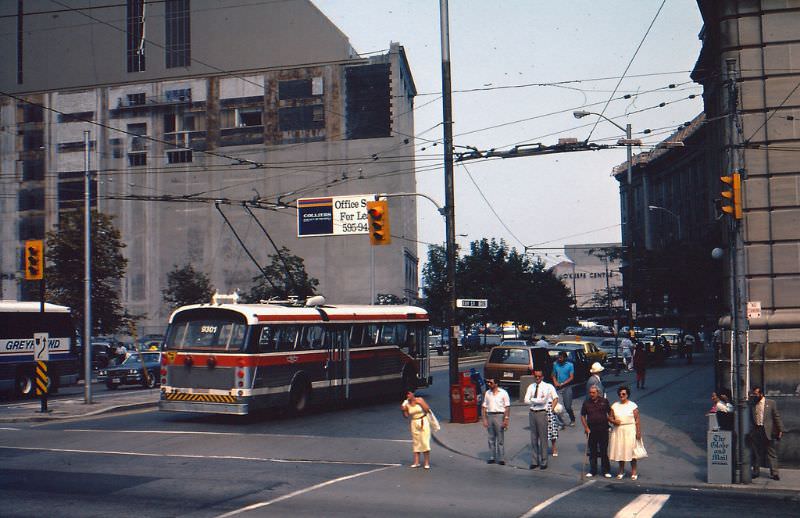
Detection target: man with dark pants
<box><xmin>580</xmin><ymin>385</ymin><xmax>612</xmax><ymax>478</ymax></box>
<box><xmin>552</xmin><ymin>352</ymin><xmax>575</xmax><ymax>427</ymax></box>
<box><xmin>524</xmin><ymin>370</ymin><xmax>558</xmax><ymax>470</ymax></box>
<box><xmin>482</xmin><ymin>378</ymin><xmax>510</xmax><ymax>465</ymax></box>
<box><xmin>749</xmin><ymin>386</ymin><xmax>784</xmax><ymax>480</ymax></box>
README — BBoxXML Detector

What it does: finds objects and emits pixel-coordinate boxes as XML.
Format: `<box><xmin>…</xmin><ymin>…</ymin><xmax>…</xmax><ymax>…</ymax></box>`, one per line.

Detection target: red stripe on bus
<box><xmin>165</xmin><ymin>349</ymin><xmax>410</xmax><ymax>367</ymax></box>
<box><xmin>255</xmin><ymin>313</ymin><xmax>426</xmax><ymax>322</ymax></box>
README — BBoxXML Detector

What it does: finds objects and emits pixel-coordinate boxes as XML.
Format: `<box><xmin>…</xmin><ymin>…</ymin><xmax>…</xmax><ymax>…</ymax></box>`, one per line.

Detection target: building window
<box><xmin>221</xmin><ymin>107</ymin><xmax>262</xmax><ymax>128</ymax></box>
<box><xmin>22</xmin><ymin>160</ymin><xmax>44</xmax><ymax>182</ymax></box>
<box><xmin>167</xmin><ymin>149</ymin><xmax>192</xmax><ymax>164</ymax></box>
<box><xmin>127</xmin><ymin>123</ymin><xmax>148</xmax><ymax>166</ymax></box>
<box><xmin>57</xmin><ymin>171</ymin><xmax>96</xmax><ymax>212</ymax></box>
<box><xmin>165</xmin><ymin>0</ymin><xmax>191</xmax><ymax>68</ymax></box>
<box><xmin>278</xmin><ymin>105</ymin><xmax>325</xmax><ymax>131</ymax></box>
<box><xmin>126</xmin><ymin>0</ymin><xmax>146</xmax><ymax>72</ymax></box>
<box><xmin>165</xmin><ymin>88</ymin><xmax>191</xmax><ymax>103</ymax></box>
<box><xmin>346</xmin><ymin>64</ymin><xmax>391</xmax><ymax>139</ymax></box>
<box><xmin>127</xmin><ymin>93</ymin><xmax>146</xmax><ymax>106</ymax></box>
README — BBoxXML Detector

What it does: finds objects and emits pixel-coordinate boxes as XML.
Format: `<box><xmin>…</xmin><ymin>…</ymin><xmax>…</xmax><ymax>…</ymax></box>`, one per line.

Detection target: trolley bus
<box><xmin>0</xmin><ymin>301</ymin><xmax>81</xmax><ymax>397</ymax></box>
<box><xmin>159</xmin><ymin>297</ymin><xmax>431</xmax><ymax>415</ymax></box>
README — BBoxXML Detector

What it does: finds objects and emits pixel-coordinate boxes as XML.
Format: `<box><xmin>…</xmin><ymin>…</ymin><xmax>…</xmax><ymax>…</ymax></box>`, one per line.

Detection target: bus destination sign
<box><xmin>297</xmin><ymin>194</ymin><xmax>374</xmax><ymax>237</ymax></box>
<box><xmin>456</xmin><ymin>299</ymin><xmax>488</xmax><ymax>309</ymax></box>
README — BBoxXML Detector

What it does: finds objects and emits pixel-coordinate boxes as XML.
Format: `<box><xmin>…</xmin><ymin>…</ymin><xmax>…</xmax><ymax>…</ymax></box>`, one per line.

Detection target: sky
<box><xmin>312</xmin><ymin>0</ymin><xmax>705</xmax><ymax>264</ymax></box>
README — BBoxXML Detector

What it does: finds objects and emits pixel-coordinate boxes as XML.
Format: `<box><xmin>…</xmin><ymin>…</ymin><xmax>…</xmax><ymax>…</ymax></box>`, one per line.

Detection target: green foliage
<box><xmin>245</xmin><ymin>247</ymin><xmax>319</xmax><ymax>302</ymax></box>
<box><xmin>44</xmin><ymin>210</ymin><xmax>136</xmax><ymax>335</ymax></box>
<box><xmin>162</xmin><ymin>263</ymin><xmax>214</xmax><ymax>309</ymax></box>
<box><xmin>420</xmin><ymin>238</ymin><xmax>575</xmax><ymax>332</ymax></box>
<box><xmin>375</xmin><ymin>293</ymin><xmax>407</xmax><ymax>305</ymax></box>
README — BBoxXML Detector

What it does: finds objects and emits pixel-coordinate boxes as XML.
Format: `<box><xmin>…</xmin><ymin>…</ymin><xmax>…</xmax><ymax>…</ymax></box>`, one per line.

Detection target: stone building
<box><xmin>1</xmin><ymin>1</ymin><xmax>420</xmax><ymax>330</ymax></box>
<box><xmin>550</xmin><ymin>243</ymin><xmax>623</xmax><ymax>319</ymax></box>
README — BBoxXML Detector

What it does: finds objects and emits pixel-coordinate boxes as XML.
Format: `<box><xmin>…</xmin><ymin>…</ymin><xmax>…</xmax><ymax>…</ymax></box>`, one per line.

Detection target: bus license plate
<box><xmin>503</xmin><ymin>371</ymin><xmax>513</xmax><ymax>378</ymax></box>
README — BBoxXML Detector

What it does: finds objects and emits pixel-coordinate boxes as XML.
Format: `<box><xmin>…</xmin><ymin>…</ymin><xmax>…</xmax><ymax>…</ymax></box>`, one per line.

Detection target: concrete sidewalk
<box><xmin>0</xmin><ymin>385</ymin><xmax>158</xmax><ymax>423</ymax></box>
<box><xmin>432</xmin><ymin>352</ymin><xmax>799</xmax><ymax>494</ymax></box>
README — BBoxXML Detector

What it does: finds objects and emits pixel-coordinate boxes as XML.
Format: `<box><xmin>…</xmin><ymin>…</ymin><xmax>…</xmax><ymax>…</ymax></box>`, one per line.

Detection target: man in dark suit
<box><xmin>749</xmin><ymin>386</ymin><xmax>784</xmax><ymax>480</ymax></box>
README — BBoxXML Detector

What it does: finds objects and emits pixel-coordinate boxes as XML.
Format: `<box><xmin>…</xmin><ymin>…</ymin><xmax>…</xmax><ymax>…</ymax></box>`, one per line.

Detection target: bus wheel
<box><xmin>15</xmin><ymin>370</ymin><xmax>35</xmax><ymax>398</ymax></box>
<box><xmin>289</xmin><ymin>380</ymin><xmax>311</xmax><ymax>414</ymax></box>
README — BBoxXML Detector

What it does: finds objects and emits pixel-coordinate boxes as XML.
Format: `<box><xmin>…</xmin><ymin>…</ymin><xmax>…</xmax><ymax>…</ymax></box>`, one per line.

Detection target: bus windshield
<box><xmin>166</xmin><ymin>319</ymin><xmax>247</xmax><ymax>351</ymax></box>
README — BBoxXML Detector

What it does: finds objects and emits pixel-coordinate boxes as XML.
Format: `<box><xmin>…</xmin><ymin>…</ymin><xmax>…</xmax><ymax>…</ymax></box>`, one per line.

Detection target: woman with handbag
<box><xmin>608</xmin><ymin>385</ymin><xmax>644</xmax><ymax>480</ymax></box>
<box><xmin>401</xmin><ymin>391</ymin><xmax>432</xmax><ymax>469</ymax></box>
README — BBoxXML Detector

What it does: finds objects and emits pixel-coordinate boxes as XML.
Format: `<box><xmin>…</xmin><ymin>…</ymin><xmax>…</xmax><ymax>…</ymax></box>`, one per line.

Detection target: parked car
<box><xmin>100</xmin><ymin>351</ymin><xmax>161</xmax><ymax>389</ymax></box>
<box><xmin>545</xmin><ymin>346</ymin><xmax>590</xmax><ymax>387</ymax></box>
<box><xmin>554</xmin><ymin>340</ymin><xmax>606</xmax><ymax>365</ymax></box>
<box><xmin>91</xmin><ymin>338</ymin><xmax>117</xmax><ymax>369</ymax></box>
<box><xmin>499</xmin><ymin>340</ymin><xmax>528</xmax><ymax>347</ymax></box>
<box><xmin>483</xmin><ymin>345</ymin><xmax>551</xmax><ymax>391</ymax></box>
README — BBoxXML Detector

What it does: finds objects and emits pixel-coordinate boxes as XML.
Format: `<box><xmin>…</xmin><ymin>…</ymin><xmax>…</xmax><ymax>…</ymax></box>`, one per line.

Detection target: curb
<box><xmin>0</xmin><ymin>400</ymin><xmax>157</xmax><ymax>423</ymax></box>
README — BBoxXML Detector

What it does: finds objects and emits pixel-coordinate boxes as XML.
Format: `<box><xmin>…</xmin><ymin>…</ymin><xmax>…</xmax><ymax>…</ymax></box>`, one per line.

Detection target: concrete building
<box><xmin>550</xmin><ymin>243</ymin><xmax>623</xmax><ymax>319</ymax></box>
<box><xmin>692</xmin><ymin>0</ymin><xmax>800</xmax><ymax>464</ymax></box>
<box><xmin>1</xmin><ymin>1</ymin><xmax>420</xmax><ymax>330</ymax></box>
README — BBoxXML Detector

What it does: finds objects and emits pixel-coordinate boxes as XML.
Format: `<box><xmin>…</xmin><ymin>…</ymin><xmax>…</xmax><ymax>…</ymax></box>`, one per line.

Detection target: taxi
<box><xmin>553</xmin><ymin>338</ymin><xmax>606</xmax><ymax>365</ymax></box>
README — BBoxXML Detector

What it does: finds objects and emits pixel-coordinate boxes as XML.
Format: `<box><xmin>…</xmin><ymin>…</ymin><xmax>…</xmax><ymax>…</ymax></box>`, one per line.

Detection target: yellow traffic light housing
<box><xmin>24</xmin><ymin>239</ymin><xmax>44</xmax><ymax>280</ymax></box>
<box><xmin>366</xmin><ymin>200</ymin><xmax>391</xmax><ymax>245</ymax></box>
<box><xmin>720</xmin><ymin>173</ymin><xmax>742</xmax><ymax>220</ymax></box>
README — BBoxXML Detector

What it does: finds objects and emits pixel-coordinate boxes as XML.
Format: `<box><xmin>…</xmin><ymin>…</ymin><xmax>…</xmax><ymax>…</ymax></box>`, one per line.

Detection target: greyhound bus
<box><xmin>0</xmin><ymin>301</ymin><xmax>81</xmax><ymax>397</ymax></box>
<box><xmin>159</xmin><ymin>297</ymin><xmax>431</xmax><ymax>415</ymax></box>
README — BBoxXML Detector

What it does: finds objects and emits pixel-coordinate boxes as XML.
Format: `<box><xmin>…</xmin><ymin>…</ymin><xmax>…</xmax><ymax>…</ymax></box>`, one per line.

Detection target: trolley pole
<box><xmin>439</xmin><ymin>0</ymin><xmax>459</xmax><ymax>422</ymax></box>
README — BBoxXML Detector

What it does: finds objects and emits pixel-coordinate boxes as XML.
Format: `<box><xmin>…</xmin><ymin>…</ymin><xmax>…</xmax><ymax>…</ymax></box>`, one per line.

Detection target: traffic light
<box><xmin>720</xmin><ymin>172</ymin><xmax>742</xmax><ymax>220</ymax></box>
<box><xmin>366</xmin><ymin>200</ymin><xmax>391</xmax><ymax>245</ymax></box>
<box><xmin>24</xmin><ymin>239</ymin><xmax>44</xmax><ymax>280</ymax></box>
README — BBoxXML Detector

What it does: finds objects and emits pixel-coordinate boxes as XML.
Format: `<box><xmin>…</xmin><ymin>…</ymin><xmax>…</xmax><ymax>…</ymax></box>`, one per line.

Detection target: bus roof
<box><xmin>169</xmin><ymin>303</ymin><xmax>429</xmax><ymax>325</ymax></box>
<box><xmin>0</xmin><ymin>301</ymin><xmax>71</xmax><ymax>313</ymax></box>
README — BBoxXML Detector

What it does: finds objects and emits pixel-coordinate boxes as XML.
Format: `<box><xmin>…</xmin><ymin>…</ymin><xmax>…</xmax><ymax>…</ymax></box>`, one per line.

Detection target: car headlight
<box><xmin>128</xmin><ymin>369</ymin><xmax>139</xmax><ymax>375</ymax></box>
<box><xmin>98</xmin><ymin>370</ymin><xmax>106</xmax><ymax>376</ymax></box>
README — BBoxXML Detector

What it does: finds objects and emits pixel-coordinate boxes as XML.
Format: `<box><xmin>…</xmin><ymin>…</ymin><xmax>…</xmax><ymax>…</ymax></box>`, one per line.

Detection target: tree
<box><xmin>244</xmin><ymin>247</ymin><xmax>319</xmax><ymax>302</ymax></box>
<box><xmin>44</xmin><ymin>210</ymin><xmax>136</xmax><ymax>335</ymax></box>
<box><xmin>420</xmin><ymin>245</ymin><xmax>448</xmax><ymax>326</ymax></box>
<box><xmin>375</xmin><ymin>293</ymin><xmax>407</xmax><ymax>305</ymax></box>
<box><xmin>162</xmin><ymin>263</ymin><xmax>214</xmax><ymax>309</ymax></box>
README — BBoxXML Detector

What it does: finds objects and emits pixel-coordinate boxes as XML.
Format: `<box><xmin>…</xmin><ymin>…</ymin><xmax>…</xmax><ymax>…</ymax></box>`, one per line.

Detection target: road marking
<box><xmin>215</xmin><ymin>465</ymin><xmax>392</xmax><ymax>517</ymax></box>
<box><xmin>0</xmin><ymin>445</ymin><xmax>400</xmax><ymax>468</ymax></box>
<box><xmin>613</xmin><ymin>494</ymin><xmax>670</xmax><ymax>518</ymax></box>
<box><xmin>62</xmin><ymin>428</ymin><xmax>412</xmax><ymax>443</ymax></box>
<box><xmin>0</xmin><ymin>427</ymin><xmax>20</xmax><ymax>431</ymax></box>
<box><xmin>519</xmin><ymin>479</ymin><xmax>595</xmax><ymax>517</ymax></box>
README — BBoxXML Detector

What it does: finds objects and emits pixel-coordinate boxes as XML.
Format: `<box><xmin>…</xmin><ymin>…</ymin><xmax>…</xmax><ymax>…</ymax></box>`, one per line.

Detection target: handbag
<box><xmin>632</xmin><ymin>438</ymin><xmax>648</xmax><ymax>459</ymax></box>
<box><xmin>427</xmin><ymin>410</ymin><xmax>441</xmax><ymax>432</ymax></box>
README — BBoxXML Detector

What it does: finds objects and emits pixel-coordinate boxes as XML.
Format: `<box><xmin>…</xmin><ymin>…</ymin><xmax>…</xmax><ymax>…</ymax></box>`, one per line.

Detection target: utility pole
<box><xmin>439</xmin><ymin>0</ymin><xmax>459</xmax><ymax>419</ymax></box>
<box><xmin>726</xmin><ymin>58</ymin><xmax>750</xmax><ymax>484</ymax></box>
<box><xmin>83</xmin><ymin>130</ymin><xmax>92</xmax><ymax>404</ymax></box>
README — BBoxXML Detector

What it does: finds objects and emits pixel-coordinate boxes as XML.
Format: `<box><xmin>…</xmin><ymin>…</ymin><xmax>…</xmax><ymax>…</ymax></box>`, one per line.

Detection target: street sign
<box><xmin>456</xmin><ymin>299</ymin><xmax>488</xmax><ymax>309</ymax></box>
<box><xmin>34</xmin><ymin>333</ymin><xmax>49</xmax><ymax>362</ymax></box>
<box><xmin>747</xmin><ymin>301</ymin><xmax>762</xmax><ymax>320</ymax></box>
<box><xmin>297</xmin><ymin>194</ymin><xmax>373</xmax><ymax>237</ymax></box>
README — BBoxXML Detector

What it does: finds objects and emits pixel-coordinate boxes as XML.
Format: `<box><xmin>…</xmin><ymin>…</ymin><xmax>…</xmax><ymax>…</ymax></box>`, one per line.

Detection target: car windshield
<box><xmin>488</xmin><ymin>348</ymin><xmax>530</xmax><ymax>365</ymax></box>
<box><xmin>119</xmin><ymin>352</ymin><xmax>159</xmax><ymax>367</ymax></box>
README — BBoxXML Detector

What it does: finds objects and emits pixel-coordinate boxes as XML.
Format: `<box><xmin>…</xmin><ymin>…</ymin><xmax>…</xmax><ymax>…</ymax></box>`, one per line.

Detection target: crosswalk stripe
<box><xmin>614</xmin><ymin>494</ymin><xmax>670</xmax><ymax>518</ymax></box>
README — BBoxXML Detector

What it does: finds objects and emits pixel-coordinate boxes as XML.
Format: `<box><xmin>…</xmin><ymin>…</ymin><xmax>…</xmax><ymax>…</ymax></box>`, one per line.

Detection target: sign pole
<box><xmin>34</xmin><ymin>333</ymin><xmax>49</xmax><ymax>413</ymax></box>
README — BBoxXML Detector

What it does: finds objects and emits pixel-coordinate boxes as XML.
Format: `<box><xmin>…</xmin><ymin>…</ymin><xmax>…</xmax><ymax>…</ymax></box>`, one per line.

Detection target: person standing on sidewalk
<box><xmin>524</xmin><ymin>370</ymin><xmax>558</xmax><ymax>470</ymax></box>
<box><xmin>536</xmin><ymin>335</ymin><xmax>550</xmax><ymax>348</ymax></box>
<box><xmin>552</xmin><ymin>352</ymin><xmax>575</xmax><ymax>427</ymax></box>
<box><xmin>633</xmin><ymin>342</ymin><xmax>647</xmax><ymax>389</ymax></box>
<box><xmin>586</xmin><ymin>362</ymin><xmax>605</xmax><ymax>397</ymax></box>
<box><xmin>749</xmin><ymin>386</ymin><xmax>784</xmax><ymax>480</ymax></box>
<box><xmin>581</xmin><ymin>385</ymin><xmax>612</xmax><ymax>478</ymax></box>
<box><xmin>482</xmin><ymin>378</ymin><xmax>510</xmax><ymax>465</ymax></box>
<box><xmin>608</xmin><ymin>385</ymin><xmax>642</xmax><ymax>480</ymax></box>
<box><xmin>621</xmin><ymin>336</ymin><xmax>634</xmax><ymax>371</ymax></box>
<box><xmin>401</xmin><ymin>391</ymin><xmax>432</xmax><ymax>469</ymax></box>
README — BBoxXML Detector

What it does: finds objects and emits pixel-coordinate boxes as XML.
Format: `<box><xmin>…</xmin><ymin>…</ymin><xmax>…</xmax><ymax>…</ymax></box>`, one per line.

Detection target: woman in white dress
<box><xmin>608</xmin><ymin>385</ymin><xmax>642</xmax><ymax>479</ymax></box>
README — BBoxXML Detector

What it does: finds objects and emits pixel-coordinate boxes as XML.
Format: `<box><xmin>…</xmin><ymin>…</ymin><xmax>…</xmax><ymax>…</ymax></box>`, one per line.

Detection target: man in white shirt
<box><xmin>523</xmin><ymin>370</ymin><xmax>558</xmax><ymax>470</ymax></box>
<box><xmin>482</xmin><ymin>378</ymin><xmax>511</xmax><ymax>465</ymax></box>
<box><xmin>535</xmin><ymin>336</ymin><xmax>549</xmax><ymax>348</ymax></box>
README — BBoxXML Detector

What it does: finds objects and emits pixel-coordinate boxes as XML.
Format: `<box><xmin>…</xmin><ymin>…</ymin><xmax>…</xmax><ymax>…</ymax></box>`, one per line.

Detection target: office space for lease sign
<box><xmin>297</xmin><ymin>195</ymin><xmax>372</xmax><ymax>237</ymax></box>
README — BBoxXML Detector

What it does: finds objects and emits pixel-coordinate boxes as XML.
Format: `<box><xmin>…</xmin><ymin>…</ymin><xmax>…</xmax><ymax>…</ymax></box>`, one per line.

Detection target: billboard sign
<box><xmin>297</xmin><ymin>195</ymin><xmax>373</xmax><ymax>237</ymax></box>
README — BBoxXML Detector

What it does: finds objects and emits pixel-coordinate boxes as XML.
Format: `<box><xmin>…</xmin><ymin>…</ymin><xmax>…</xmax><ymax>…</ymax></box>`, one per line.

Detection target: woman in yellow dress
<box><xmin>401</xmin><ymin>391</ymin><xmax>432</xmax><ymax>469</ymax></box>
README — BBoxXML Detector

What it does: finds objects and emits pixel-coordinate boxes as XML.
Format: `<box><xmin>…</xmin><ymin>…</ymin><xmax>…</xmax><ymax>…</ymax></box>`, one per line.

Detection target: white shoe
<box><xmin>585</xmin><ymin>473</ymin><xmax>594</xmax><ymax>477</ymax></box>
<box><xmin>604</xmin><ymin>473</ymin><xmax>612</xmax><ymax>478</ymax></box>
<box><xmin>616</xmin><ymin>473</ymin><xmax>624</xmax><ymax>479</ymax></box>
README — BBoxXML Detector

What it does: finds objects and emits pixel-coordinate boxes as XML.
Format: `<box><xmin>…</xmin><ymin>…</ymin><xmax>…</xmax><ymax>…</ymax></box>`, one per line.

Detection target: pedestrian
<box><xmin>748</xmin><ymin>386</ymin><xmax>784</xmax><ymax>480</ymax></box>
<box><xmin>608</xmin><ymin>385</ymin><xmax>642</xmax><ymax>479</ymax></box>
<box><xmin>581</xmin><ymin>385</ymin><xmax>612</xmax><ymax>478</ymax></box>
<box><xmin>535</xmin><ymin>335</ymin><xmax>550</xmax><ymax>348</ymax></box>
<box><xmin>683</xmin><ymin>333</ymin><xmax>696</xmax><ymax>364</ymax></box>
<box><xmin>621</xmin><ymin>336</ymin><xmax>633</xmax><ymax>371</ymax></box>
<box><xmin>470</xmin><ymin>367</ymin><xmax>485</xmax><ymax>416</ymax></box>
<box><xmin>523</xmin><ymin>370</ymin><xmax>558</xmax><ymax>470</ymax></box>
<box><xmin>633</xmin><ymin>342</ymin><xmax>647</xmax><ymax>389</ymax></box>
<box><xmin>401</xmin><ymin>391</ymin><xmax>432</xmax><ymax>469</ymax></box>
<box><xmin>551</xmin><ymin>351</ymin><xmax>575</xmax><ymax>428</ymax></box>
<box><xmin>482</xmin><ymin>378</ymin><xmax>511</xmax><ymax>465</ymax></box>
<box><xmin>586</xmin><ymin>362</ymin><xmax>605</xmax><ymax>397</ymax></box>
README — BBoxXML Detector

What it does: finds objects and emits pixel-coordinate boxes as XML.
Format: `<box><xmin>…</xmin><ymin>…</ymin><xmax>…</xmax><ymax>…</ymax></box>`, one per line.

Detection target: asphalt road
<box><xmin>1</xmin><ymin>366</ymin><xmax>798</xmax><ymax>517</ymax></box>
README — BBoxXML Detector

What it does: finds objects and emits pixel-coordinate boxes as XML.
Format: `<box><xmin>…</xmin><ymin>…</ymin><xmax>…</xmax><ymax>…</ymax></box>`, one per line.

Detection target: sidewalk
<box><xmin>0</xmin><ymin>385</ymin><xmax>158</xmax><ymax>423</ymax></box>
<box><xmin>432</xmin><ymin>352</ymin><xmax>799</xmax><ymax>494</ymax></box>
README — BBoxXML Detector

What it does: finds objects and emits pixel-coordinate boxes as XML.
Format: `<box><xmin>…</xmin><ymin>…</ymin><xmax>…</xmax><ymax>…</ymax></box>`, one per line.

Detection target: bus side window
<box><xmin>365</xmin><ymin>324</ymin><xmax>380</xmax><ymax>347</ymax></box>
<box><xmin>380</xmin><ymin>324</ymin><xmax>398</xmax><ymax>345</ymax></box>
<box><xmin>299</xmin><ymin>325</ymin><xmax>325</xmax><ymax>350</ymax></box>
<box><xmin>350</xmin><ymin>324</ymin><xmax>365</xmax><ymax>347</ymax></box>
<box><xmin>258</xmin><ymin>326</ymin><xmax>275</xmax><ymax>352</ymax></box>
<box><xmin>275</xmin><ymin>325</ymin><xmax>298</xmax><ymax>352</ymax></box>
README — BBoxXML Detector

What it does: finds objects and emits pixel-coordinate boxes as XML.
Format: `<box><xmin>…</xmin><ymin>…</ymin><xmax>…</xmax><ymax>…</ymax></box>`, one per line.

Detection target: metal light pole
<box><xmin>648</xmin><ymin>205</ymin><xmax>681</xmax><ymax>240</ymax></box>
<box><xmin>574</xmin><ymin>111</ymin><xmax>640</xmax><ymax>336</ymax></box>
<box><xmin>439</xmin><ymin>0</ymin><xmax>459</xmax><ymax>419</ymax></box>
<box><xmin>83</xmin><ymin>130</ymin><xmax>92</xmax><ymax>404</ymax></box>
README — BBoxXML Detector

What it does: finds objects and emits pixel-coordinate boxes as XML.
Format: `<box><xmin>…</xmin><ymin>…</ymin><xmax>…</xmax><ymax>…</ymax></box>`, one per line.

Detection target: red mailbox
<box><xmin>450</xmin><ymin>371</ymin><xmax>479</xmax><ymax>423</ymax></box>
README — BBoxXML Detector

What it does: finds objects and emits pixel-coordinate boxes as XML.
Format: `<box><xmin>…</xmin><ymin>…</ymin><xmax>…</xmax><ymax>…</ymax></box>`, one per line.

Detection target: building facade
<box><xmin>1</xmin><ymin>1</ymin><xmax>420</xmax><ymax>330</ymax></box>
<box><xmin>550</xmin><ymin>243</ymin><xmax>623</xmax><ymax>320</ymax></box>
<box><xmin>692</xmin><ymin>0</ymin><xmax>799</xmax><ymax>464</ymax></box>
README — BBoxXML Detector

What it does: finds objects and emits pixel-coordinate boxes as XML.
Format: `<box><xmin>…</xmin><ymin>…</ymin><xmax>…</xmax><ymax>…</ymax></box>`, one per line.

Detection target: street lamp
<box><xmin>574</xmin><ymin>110</ymin><xmax>641</xmax><ymax>337</ymax></box>
<box><xmin>648</xmin><ymin>205</ymin><xmax>681</xmax><ymax>239</ymax></box>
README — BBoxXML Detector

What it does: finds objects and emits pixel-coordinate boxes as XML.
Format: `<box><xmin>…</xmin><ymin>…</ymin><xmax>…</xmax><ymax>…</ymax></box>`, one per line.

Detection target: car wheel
<box><xmin>14</xmin><ymin>370</ymin><xmax>35</xmax><ymax>398</ymax></box>
<box><xmin>106</xmin><ymin>382</ymin><xmax>117</xmax><ymax>390</ymax></box>
<box><xmin>143</xmin><ymin>372</ymin><xmax>157</xmax><ymax>389</ymax></box>
<box><xmin>288</xmin><ymin>379</ymin><xmax>311</xmax><ymax>415</ymax></box>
